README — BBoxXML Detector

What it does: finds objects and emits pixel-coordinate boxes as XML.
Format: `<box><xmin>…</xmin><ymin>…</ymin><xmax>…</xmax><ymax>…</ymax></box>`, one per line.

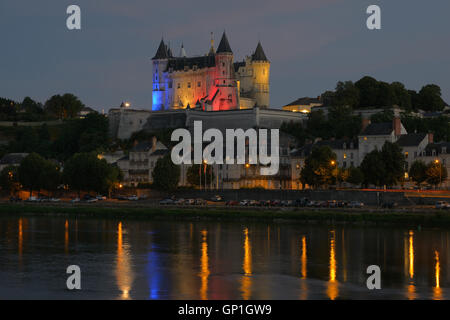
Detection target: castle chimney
<box><xmin>361</xmin><ymin>118</ymin><xmax>371</xmax><ymax>132</ymax></box>
<box><xmin>393</xmin><ymin>117</ymin><xmax>401</xmax><ymax>136</ymax></box>
<box><xmin>428</xmin><ymin>132</ymin><xmax>434</xmax><ymax>144</ymax></box>
<box><xmin>152</xmin><ymin>136</ymin><xmax>157</xmax><ymax>152</ymax></box>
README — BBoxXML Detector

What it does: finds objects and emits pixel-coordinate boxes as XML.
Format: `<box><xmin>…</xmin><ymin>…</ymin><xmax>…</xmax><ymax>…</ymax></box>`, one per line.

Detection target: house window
<box><xmin>343</xmin><ymin>153</ymin><xmax>347</xmax><ymax>159</ymax></box>
<box><xmin>405</xmin><ymin>152</ymin><xmax>408</xmax><ymax>159</ymax></box>
<box><xmin>350</xmin><ymin>153</ymin><xmax>354</xmax><ymax>159</ymax></box>
<box><xmin>364</xmin><ymin>137</ymin><xmax>367</xmax><ymax>141</ymax></box>
<box><xmin>343</xmin><ymin>161</ymin><xmax>347</xmax><ymax>168</ymax></box>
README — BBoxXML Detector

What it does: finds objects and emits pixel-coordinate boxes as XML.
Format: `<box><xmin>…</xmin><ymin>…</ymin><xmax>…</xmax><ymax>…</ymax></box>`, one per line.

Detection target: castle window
<box><xmin>222</xmin><ymin>62</ymin><xmax>225</xmax><ymax>67</ymax></box>
<box><xmin>168</xmin><ymin>82</ymin><xmax>172</xmax><ymax>89</ymax></box>
<box><xmin>197</xmin><ymin>81</ymin><xmax>201</xmax><ymax>87</ymax></box>
<box><xmin>193</xmin><ymin>65</ymin><xmax>197</xmax><ymax>71</ymax></box>
<box><xmin>187</xmin><ymin>82</ymin><xmax>191</xmax><ymax>88</ymax></box>
<box><xmin>177</xmin><ymin>83</ymin><xmax>181</xmax><ymax>89</ymax></box>
<box><xmin>222</xmin><ymin>71</ymin><xmax>225</xmax><ymax>75</ymax></box>
<box><xmin>248</xmin><ymin>69</ymin><xmax>253</xmax><ymax>76</ymax></box>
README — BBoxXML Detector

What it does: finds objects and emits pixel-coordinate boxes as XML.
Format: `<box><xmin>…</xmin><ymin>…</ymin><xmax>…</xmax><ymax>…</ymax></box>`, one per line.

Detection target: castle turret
<box><xmin>250</xmin><ymin>41</ymin><xmax>270</xmax><ymax>108</ymax></box>
<box><xmin>211</xmin><ymin>32</ymin><xmax>239</xmax><ymax>111</ymax></box>
<box><xmin>152</xmin><ymin>39</ymin><xmax>169</xmax><ymax>111</ymax></box>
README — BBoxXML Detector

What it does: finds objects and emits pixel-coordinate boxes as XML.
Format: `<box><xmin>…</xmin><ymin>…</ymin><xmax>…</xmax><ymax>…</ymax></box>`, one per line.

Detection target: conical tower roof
<box><xmin>252</xmin><ymin>41</ymin><xmax>268</xmax><ymax>61</ymax></box>
<box><xmin>216</xmin><ymin>32</ymin><xmax>232</xmax><ymax>54</ymax></box>
<box><xmin>152</xmin><ymin>39</ymin><xmax>169</xmax><ymax>60</ymax></box>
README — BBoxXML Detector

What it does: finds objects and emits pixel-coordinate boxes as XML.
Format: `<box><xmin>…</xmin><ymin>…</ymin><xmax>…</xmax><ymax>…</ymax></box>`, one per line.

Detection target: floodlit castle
<box><xmin>152</xmin><ymin>32</ymin><xmax>270</xmax><ymax>111</ymax></box>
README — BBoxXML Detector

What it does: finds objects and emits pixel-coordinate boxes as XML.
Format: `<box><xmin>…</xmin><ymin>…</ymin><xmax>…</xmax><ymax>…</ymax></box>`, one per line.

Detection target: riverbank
<box><xmin>2</xmin><ymin>203</ymin><xmax>450</xmax><ymax>227</ymax></box>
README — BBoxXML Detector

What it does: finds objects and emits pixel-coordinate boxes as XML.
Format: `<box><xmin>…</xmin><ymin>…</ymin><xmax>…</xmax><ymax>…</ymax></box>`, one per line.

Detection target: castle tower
<box><xmin>151</xmin><ymin>39</ymin><xmax>169</xmax><ymax>111</ymax></box>
<box><xmin>211</xmin><ymin>32</ymin><xmax>239</xmax><ymax>111</ymax></box>
<box><xmin>250</xmin><ymin>41</ymin><xmax>270</xmax><ymax>108</ymax></box>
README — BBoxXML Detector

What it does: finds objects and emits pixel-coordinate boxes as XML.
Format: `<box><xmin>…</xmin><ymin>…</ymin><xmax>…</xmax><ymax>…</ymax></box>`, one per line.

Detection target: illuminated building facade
<box><xmin>152</xmin><ymin>32</ymin><xmax>270</xmax><ymax>111</ymax></box>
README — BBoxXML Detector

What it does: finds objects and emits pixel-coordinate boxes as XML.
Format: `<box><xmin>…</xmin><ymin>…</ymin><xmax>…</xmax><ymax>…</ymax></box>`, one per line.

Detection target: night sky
<box><xmin>1</xmin><ymin>0</ymin><xmax>449</xmax><ymax>111</ymax></box>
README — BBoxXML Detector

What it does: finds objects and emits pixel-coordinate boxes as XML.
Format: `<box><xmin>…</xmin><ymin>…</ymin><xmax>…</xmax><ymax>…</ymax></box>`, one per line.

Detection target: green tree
<box><xmin>0</xmin><ymin>166</ymin><xmax>20</xmax><ymax>195</ymax></box>
<box><xmin>152</xmin><ymin>153</ymin><xmax>180</xmax><ymax>191</ymax></box>
<box><xmin>360</xmin><ymin>150</ymin><xmax>385</xmax><ymax>187</ymax></box>
<box><xmin>45</xmin><ymin>93</ymin><xmax>84</xmax><ymax>119</ymax></box>
<box><xmin>300</xmin><ymin>146</ymin><xmax>337</xmax><ymax>188</ymax></box>
<box><xmin>334</xmin><ymin>81</ymin><xmax>360</xmax><ymax>108</ymax></box>
<box><xmin>355</xmin><ymin>76</ymin><xmax>379</xmax><ymax>108</ymax></box>
<box><xmin>380</xmin><ymin>142</ymin><xmax>406</xmax><ymax>186</ymax></box>
<box><xmin>409</xmin><ymin>160</ymin><xmax>427</xmax><ymax>186</ymax></box>
<box><xmin>63</xmin><ymin>152</ymin><xmax>118</xmax><ymax>195</ymax></box>
<box><xmin>347</xmin><ymin>166</ymin><xmax>364</xmax><ymax>186</ymax></box>
<box><xmin>328</xmin><ymin>105</ymin><xmax>362</xmax><ymax>138</ymax></box>
<box><xmin>18</xmin><ymin>153</ymin><xmax>47</xmax><ymax>196</ymax></box>
<box><xmin>418</xmin><ymin>84</ymin><xmax>445</xmax><ymax>111</ymax></box>
<box><xmin>426</xmin><ymin>161</ymin><xmax>448</xmax><ymax>188</ymax></box>
<box><xmin>41</xmin><ymin>161</ymin><xmax>61</xmax><ymax>196</ymax></box>
<box><xmin>370</xmin><ymin>109</ymin><xmax>394</xmax><ymax>123</ymax></box>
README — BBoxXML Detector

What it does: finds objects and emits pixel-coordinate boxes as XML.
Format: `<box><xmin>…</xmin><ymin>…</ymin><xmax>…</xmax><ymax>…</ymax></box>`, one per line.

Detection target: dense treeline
<box><xmin>321</xmin><ymin>76</ymin><xmax>447</xmax><ymax>111</ymax></box>
<box><xmin>0</xmin><ymin>94</ymin><xmax>85</xmax><ymax>121</ymax></box>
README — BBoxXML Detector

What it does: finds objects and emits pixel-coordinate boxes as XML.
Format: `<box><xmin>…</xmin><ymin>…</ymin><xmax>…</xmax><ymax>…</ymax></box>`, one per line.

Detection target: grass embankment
<box><xmin>1</xmin><ymin>203</ymin><xmax>450</xmax><ymax>227</ymax></box>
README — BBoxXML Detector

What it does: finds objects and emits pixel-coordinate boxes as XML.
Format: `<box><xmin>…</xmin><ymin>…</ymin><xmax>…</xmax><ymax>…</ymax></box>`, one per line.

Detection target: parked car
<box><xmin>349</xmin><ymin>201</ymin><xmax>364</xmax><ymax>208</ymax></box>
<box><xmin>25</xmin><ymin>196</ymin><xmax>39</xmax><ymax>202</ymax></box>
<box><xmin>185</xmin><ymin>199</ymin><xmax>195</xmax><ymax>205</ymax></box>
<box><xmin>270</xmin><ymin>200</ymin><xmax>281</xmax><ymax>206</ymax></box>
<box><xmin>175</xmin><ymin>198</ymin><xmax>185</xmax><ymax>205</ymax></box>
<box><xmin>195</xmin><ymin>198</ymin><xmax>206</xmax><ymax>205</ymax></box>
<box><xmin>327</xmin><ymin>200</ymin><xmax>337</xmax><ymax>208</ymax></box>
<box><xmin>83</xmin><ymin>194</ymin><xmax>98</xmax><ymax>203</ymax></box>
<box><xmin>71</xmin><ymin>197</ymin><xmax>80</xmax><ymax>203</ymax></box>
<box><xmin>159</xmin><ymin>198</ymin><xmax>174</xmax><ymax>205</ymax></box>
<box><xmin>239</xmin><ymin>200</ymin><xmax>250</xmax><ymax>206</ymax></box>
<box><xmin>96</xmin><ymin>195</ymin><xmax>107</xmax><ymax>200</ymax></box>
<box><xmin>210</xmin><ymin>195</ymin><xmax>223</xmax><ymax>202</ymax></box>
<box><xmin>306</xmin><ymin>200</ymin><xmax>315</xmax><ymax>207</ymax></box>
<box><xmin>259</xmin><ymin>200</ymin><xmax>271</xmax><ymax>206</ymax></box>
<box><xmin>226</xmin><ymin>200</ymin><xmax>239</xmax><ymax>206</ymax></box>
<box><xmin>337</xmin><ymin>200</ymin><xmax>347</xmax><ymax>207</ymax></box>
<box><xmin>9</xmin><ymin>196</ymin><xmax>22</xmax><ymax>202</ymax></box>
<box><xmin>435</xmin><ymin>201</ymin><xmax>450</xmax><ymax>209</ymax></box>
<box><xmin>249</xmin><ymin>200</ymin><xmax>259</xmax><ymax>206</ymax></box>
<box><xmin>128</xmin><ymin>195</ymin><xmax>139</xmax><ymax>201</ymax></box>
<box><xmin>49</xmin><ymin>198</ymin><xmax>61</xmax><ymax>202</ymax></box>
<box><xmin>295</xmin><ymin>198</ymin><xmax>308</xmax><ymax>207</ymax></box>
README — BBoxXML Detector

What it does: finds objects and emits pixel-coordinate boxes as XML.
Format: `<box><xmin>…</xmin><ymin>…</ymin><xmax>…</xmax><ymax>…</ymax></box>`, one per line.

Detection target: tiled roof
<box><xmin>285</xmin><ymin>97</ymin><xmax>321</xmax><ymax>107</ymax></box>
<box><xmin>396</xmin><ymin>133</ymin><xmax>427</xmax><ymax>147</ymax></box>
<box><xmin>166</xmin><ymin>55</ymin><xmax>216</xmax><ymax>72</ymax></box>
<box><xmin>152</xmin><ymin>39</ymin><xmax>168</xmax><ymax>60</ymax></box>
<box><xmin>216</xmin><ymin>32</ymin><xmax>232</xmax><ymax>53</ymax></box>
<box><xmin>252</xmin><ymin>42</ymin><xmax>268</xmax><ymax>61</ymax></box>
<box><xmin>360</xmin><ymin>122</ymin><xmax>393</xmax><ymax>135</ymax></box>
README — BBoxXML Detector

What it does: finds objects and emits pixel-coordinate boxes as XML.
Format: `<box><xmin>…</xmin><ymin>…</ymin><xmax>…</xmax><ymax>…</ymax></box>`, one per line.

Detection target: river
<box><xmin>0</xmin><ymin>216</ymin><xmax>448</xmax><ymax>299</ymax></box>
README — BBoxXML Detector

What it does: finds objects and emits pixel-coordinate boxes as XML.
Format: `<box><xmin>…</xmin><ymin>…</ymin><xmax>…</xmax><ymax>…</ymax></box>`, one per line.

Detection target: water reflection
<box><xmin>327</xmin><ymin>230</ymin><xmax>338</xmax><ymax>300</ymax></box>
<box><xmin>406</xmin><ymin>230</ymin><xmax>416</xmax><ymax>300</ymax></box>
<box><xmin>300</xmin><ymin>235</ymin><xmax>308</xmax><ymax>300</ymax></box>
<box><xmin>241</xmin><ymin>228</ymin><xmax>252</xmax><ymax>300</ymax></box>
<box><xmin>1</xmin><ymin>217</ymin><xmax>449</xmax><ymax>299</ymax></box>
<box><xmin>64</xmin><ymin>220</ymin><xmax>69</xmax><ymax>254</ymax></box>
<box><xmin>18</xmin><ymin>218</ymin><xmax>23</xmax><ymax>257</ymax></box>
<box><xmin>199</xmin><ymin>230</ymin><xmax>210</xmax><ymax>300</ymax></box>
<box><xmin>434</xmin><ymin>250</ymin><xmax>442</xmax><ymax>300</ymax></box>
<box><xmin>116</xmin><ymin>221</ymin><xmax>133</xmax><ymax>299</ymax></box>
